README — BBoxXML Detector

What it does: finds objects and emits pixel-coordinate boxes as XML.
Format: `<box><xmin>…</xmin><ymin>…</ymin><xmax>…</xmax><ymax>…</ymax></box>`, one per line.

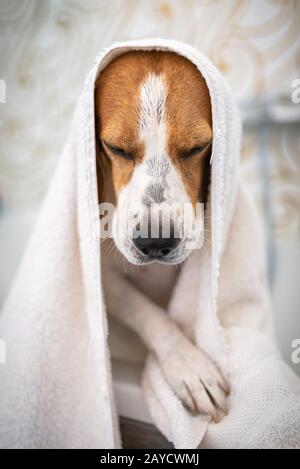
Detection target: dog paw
<box><xmin>158</xmin><ymin>336</ymin><xmax>230</xmax><ymax>421</ymax></box>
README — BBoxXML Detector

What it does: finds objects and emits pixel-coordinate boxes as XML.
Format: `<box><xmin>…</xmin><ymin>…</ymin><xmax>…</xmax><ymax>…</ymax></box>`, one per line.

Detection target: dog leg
<box><xmin>103</xmin><ymin>266</ymin><xmax>229</xmax><ymax>420</ymax></box>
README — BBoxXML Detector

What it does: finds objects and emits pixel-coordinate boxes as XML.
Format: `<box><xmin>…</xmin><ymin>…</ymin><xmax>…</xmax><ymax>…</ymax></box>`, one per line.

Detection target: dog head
<box><xmin>95</xmin><ymin>51</ymin><xmax>212</xmax><ymax>265</ymax></box>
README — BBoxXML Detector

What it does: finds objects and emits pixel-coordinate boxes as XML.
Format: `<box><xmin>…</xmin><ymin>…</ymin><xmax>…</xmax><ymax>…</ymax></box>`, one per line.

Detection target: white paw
<box><xmin>158</xmin><ymin>337</ymin><xmax>230</xmax><ymax>421</ymax></box>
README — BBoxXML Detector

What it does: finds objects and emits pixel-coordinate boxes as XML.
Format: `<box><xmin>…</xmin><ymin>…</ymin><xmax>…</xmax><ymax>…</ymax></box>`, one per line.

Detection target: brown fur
<box><xmin>95</xmin><ymin>50</ymin><xmax>212</xmax><ymax>205</ymax></box>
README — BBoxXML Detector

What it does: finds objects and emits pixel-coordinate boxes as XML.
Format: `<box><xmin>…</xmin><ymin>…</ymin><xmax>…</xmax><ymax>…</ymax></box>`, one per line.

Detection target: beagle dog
<box><xmin>95</xmin><ymin>51</ymin><xmax>229</xmax><ymax>421</ymax></box>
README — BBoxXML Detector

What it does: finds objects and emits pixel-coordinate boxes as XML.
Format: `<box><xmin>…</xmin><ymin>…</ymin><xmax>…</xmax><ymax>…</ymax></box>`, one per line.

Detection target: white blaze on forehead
<box><xmin>139</xmin><ymin>73</ymin><xmax>167</xmax><ymax>159</ymax></box>
<box><xmin>131</xmin><ymin>72</ymin><xmax>191</xmax><ymax>208</ymax></box>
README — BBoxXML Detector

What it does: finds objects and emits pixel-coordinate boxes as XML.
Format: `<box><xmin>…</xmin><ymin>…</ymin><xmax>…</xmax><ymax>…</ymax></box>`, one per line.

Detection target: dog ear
<box><xmin>94</xmin><ymin>97</ymin><xmax>114</xmax><ymax>206</ymax></box>
<box><xmin>200</xmin><ymin>154</ymin><xmax>211</xmax><ymax>205</ymax></box>
<box><xmin>95</xmin><ymin>132</ymin><xmax>109</xmax><ymax>204</ymax></box>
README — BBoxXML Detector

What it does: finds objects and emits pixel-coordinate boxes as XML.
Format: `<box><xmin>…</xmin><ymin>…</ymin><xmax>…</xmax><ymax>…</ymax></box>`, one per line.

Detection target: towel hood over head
<box><xmin>1</xmin><ymin>38</ymin><xmax>299</xmax><ymax>449</ymax></box>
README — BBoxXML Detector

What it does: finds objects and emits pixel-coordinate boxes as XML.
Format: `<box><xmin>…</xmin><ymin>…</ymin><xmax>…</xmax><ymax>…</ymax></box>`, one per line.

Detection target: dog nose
<box><xmin>133</xmin><ymin>235</ymin><xmax>180</xmax><ymax>258</ymax></box>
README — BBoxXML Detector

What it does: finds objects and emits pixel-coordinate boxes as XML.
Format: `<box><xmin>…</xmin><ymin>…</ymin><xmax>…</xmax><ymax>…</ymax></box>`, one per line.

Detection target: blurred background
<box><xmin>0</xmin><ymin>0</ymin><xmax>299</xmax><ymax>374</ymax></box>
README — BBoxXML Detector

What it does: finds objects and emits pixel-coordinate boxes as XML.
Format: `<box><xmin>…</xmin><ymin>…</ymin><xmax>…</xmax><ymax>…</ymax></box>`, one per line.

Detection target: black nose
<box><xmin>133</xmin><ymin>235</ymin><xmax>180</xmax><ymax>258</ymax></box>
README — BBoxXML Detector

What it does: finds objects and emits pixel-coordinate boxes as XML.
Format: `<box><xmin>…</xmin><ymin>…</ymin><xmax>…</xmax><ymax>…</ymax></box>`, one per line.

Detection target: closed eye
<box><xmin>102</xmin><ymin>139</ymin><xmax>133</xmax><ymax>161</ymax></box>
<box><xmin>180</xmin><ymin>140</ymin><xmax>212</xmax><ymax>160</ymax></box>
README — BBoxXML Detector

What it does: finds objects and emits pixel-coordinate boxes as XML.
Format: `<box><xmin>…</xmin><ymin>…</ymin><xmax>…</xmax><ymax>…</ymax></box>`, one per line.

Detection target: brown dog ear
<box><xmin>199</xmin><ymin>153</ymin><xmax>211</xmax><ymax>206</ymax></box>
<box><xmin>94</xmin><ymin>102</ymin><xmax>114</xmax><ymax>205</ymax></box>
<box><xmin>95</xmin><ymin>133</ymin><xmax>108</xmax><ymax>204</ymax></box>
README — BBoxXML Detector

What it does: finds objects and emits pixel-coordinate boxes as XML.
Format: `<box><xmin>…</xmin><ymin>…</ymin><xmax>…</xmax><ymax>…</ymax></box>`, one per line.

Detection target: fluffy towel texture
<box><xmin>0</xmin><ymin>38</ymin><xmax>300</xmax><ymax>449</ymax></box>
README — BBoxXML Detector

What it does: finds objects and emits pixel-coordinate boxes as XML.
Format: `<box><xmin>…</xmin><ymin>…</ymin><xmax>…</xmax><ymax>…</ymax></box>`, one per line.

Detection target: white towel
<box><xmin>0</xmin><ymin>38</ymin><xmax>299</xmax><ymax>449</ymax></box>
